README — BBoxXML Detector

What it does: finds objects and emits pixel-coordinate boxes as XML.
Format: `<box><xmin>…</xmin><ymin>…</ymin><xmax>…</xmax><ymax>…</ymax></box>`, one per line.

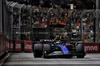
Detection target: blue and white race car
<box><xmin>34</xmin><ymin>40</ymin><xmax>86</xmax><ymax>58</ymax></box>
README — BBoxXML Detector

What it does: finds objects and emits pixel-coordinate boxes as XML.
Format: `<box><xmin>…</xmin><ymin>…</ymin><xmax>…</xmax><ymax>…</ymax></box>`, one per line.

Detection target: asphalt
<box><xmin>2</xmin><ymin>53</ymin><xmax>100</xmax><ymax>66</ymax></box>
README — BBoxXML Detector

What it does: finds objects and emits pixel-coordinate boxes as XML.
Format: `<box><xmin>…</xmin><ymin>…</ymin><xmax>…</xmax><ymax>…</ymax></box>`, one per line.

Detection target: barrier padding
<box><xmin>6</xmin><ymin>38</ymin><xmax>9</xmax><ymax>51</ymax></box>
<box><xmin>15</xmin><ymin>40</ymin><xmax>22</xmax><ymax>51</ymax></box>
<box><xmin>0</xmin><ymin>33</ymin><xmax>6</xmax><ymax>57</ymax></box>
<box><xmin>82</xmin><ymin>43</ymin><xmax>99</xmax><ymax>53</ymax></box>
<box><xmin>24</xmin><ymin>40</ymin><xmax>33</xmax><ymax>52</ymax></box>
<box><xmin>9</xmin><ymin>40</ymin><xmax>14</xmax><ymax>51</ymax></box>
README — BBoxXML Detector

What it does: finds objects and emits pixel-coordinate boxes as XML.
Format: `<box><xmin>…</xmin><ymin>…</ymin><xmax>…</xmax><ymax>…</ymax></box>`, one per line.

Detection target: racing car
<box><xmin>33</xmin><ymin>40</ymin><xmax>86</xmax><ymax>58</ymax></box>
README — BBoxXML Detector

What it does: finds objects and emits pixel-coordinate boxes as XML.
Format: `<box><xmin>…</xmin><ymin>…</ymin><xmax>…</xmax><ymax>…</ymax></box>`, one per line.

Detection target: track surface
<box><xmin>3</xmin><ymin>53</ymin><xmax>100</xmax><ymax>66</ymax></box>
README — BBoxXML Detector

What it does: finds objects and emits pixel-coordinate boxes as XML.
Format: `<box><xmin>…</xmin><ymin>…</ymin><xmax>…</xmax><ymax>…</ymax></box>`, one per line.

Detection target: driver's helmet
<box><xmin>55</xmin><ymin>34</ymin><xmax>60</xmax><ymax>40</ymax></box>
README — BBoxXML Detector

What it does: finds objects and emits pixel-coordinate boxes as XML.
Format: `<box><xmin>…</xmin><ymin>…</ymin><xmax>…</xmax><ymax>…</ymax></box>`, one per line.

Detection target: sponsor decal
<box><xmin>83</xmin><ymin>43</ymin><xmax>99</xmax><ymax>53</ymax></box>
<box><xmin>85</xmin><ymin>46</ymin><xmax>98</xmax><ymax>51</ymax></box>
<box><xmin>24</xmin><ymin>41</ymin><xmax>33</xmax><ymax>52</ymax></box>
<box><xmin>10</xmin><ymin>43</ymin><xmax>13</xmax><ymax>48</ymax></box>
<box><xmin>25</xmin><ymin>44</ymin><xmax>32</xmax><ymax>49</ymax></box>
<box><xmin>63</xmin><ymin>46</ymin><xmax>65</xmax><ymax>48</ymax></box>
<box><xmin>15</xmin><ymin>40</ymin><xmax>21</xmax><ymax>51</ymax></box>
<box><xmin>16</xmin><ymin>44</ymin><xmax>21</xmax><ymax>49</ymax></box>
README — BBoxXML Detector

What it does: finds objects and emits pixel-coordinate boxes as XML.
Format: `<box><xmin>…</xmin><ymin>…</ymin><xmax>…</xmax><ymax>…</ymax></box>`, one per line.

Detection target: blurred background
<box><xmin>1</xmin><ymin>0</ymin><xmax>100</xmax><ymax>43</ymax></box>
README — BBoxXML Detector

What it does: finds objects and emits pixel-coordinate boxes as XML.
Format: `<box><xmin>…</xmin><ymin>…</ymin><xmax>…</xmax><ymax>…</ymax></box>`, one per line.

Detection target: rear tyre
<box><xmin>76</xmin><ymin>44</ymin><xmax>85</xmax><ymax>58</ymax></box>
<box><xmin>34</xmin><ymin>44</ymin><xmax>43</xmax><ymax>58</ymax></box>
<box><xmin>43</xmin><ymin>50</ymin><xmax>48</xmax><ymax>58</ymax></box>
<box><xmin>43</xmin><ymin>44</ymin><xmax>51</xmax><ymax>58</ymax></box>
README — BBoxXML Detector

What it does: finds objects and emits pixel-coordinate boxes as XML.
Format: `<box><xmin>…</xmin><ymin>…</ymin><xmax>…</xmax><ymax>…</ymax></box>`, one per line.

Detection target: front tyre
<box><xmin>76</xmin><ymin>44</ymin><xmax>85</xmax><ymax>58</ymax></box>
<box><xmin>34</xmin><ymin>44</ymin><xmax>43</xmax><ymax>58</ymax></box>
